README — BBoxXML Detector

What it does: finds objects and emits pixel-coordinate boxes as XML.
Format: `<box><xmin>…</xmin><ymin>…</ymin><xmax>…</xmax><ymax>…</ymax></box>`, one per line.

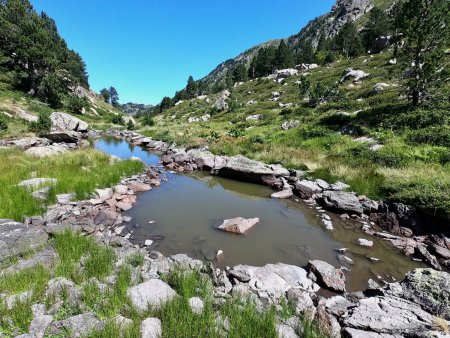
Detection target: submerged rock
<box><xmin>217</xmin><ymin>217</ymin><xmax>260</xmax><ymax>234</ymax></box>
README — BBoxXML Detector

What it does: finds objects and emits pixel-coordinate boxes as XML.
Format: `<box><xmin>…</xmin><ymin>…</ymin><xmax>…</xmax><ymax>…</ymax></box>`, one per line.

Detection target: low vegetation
<box><xmin>0</xmin><ymin>231</ymin><xmax>327</xmax><ymax>337</ymax></box>
<box><xmin>0</xmin><ymin>148</ymin><xmax>144</xmax><ymax>221</ymax></box>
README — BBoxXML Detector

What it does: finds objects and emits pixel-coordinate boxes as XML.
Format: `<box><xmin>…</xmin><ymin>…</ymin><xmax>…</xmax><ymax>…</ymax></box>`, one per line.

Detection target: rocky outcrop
<box><xmin>217</xmin><ymin>217</ymin><xmax>260</xmax><ymax>234</ymax></box>
<box><xmin>50</xmin><ymin>112</ymin><xmax>89</xmax><ymax>132</ymax></box>
<box><xmin>214</xmin><ymin>90</ymin><xmax>230</xmax><ymax>111</ymax></box>
<box><xmin>341</xmin><ymin>69</ymin><xmax>370</xmax><ymax>83</ymax></box>
<box><xmin>281</xmin><ymin>120</ymin><xmax>300</xmax><ymax>130</ymax></box>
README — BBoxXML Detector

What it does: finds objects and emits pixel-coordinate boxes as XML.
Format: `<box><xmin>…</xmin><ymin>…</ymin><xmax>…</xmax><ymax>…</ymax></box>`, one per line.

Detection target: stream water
<box><xmin>94</xmin><ymin>136</ymin><xmax>425</xmax><ymax>292</ymax></box>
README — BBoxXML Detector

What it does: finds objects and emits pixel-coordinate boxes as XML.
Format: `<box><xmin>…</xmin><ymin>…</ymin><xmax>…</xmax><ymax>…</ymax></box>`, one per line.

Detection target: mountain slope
<box><xmin>199</xmin><ymin>0</ymin><xmax>379</xmax><ymax>92</ymax></box>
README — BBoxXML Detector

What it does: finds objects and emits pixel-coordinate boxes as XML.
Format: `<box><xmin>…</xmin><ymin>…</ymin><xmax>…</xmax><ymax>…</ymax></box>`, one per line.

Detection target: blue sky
<box><xmin>31</xmin><ymin>1</ymin><xmax>335</xmax><ymax>105</ymax></box>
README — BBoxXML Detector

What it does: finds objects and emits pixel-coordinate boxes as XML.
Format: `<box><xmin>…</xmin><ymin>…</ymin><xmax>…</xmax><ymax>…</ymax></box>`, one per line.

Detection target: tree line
<box><xmin>0</xmin><ymin>0</ymin><xmax>89</xmax><ymax>108</ymax></box>
<box><xmin>156</xmin><ymin>0</ymin><xmax>449</xmax><ymax>110</ymax></box>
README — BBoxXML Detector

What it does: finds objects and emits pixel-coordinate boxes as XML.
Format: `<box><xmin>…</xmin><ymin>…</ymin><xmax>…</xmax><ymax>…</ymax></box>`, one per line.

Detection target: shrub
<box><xmin>68</xmin><ymin>95</ymin><xmax>89</xmax><ymax>115</ymax></box>
<box><xmin>0</xmin><ymin>115</ymin><xmax>8</xmax><ymax>132</ymax></box>
<box><xmin>141</xmin><ymin>113</ymin><xmax>155</xmax><ymax>126</ymax></box>
<box><xmin>126</xmin><ymin>119</ymin><xmax>135</xmax><ymax>130</ymax></box>
<box><xmin>298</xmin><ymin>125</ymin><xmax>333</xmax><ymax>139</ymax></box>
<box><xmin>407</xmin><ymin>127</ymin><xmax>450</xmax><ymax>147</ymax></box>
<box><xmin>227</xmin><ymin>128</ymin><xmax>246</xmax><ymax>138</ymax></box>
<box><xmin>111</xmin><ymin>115</ymin><xmax>124</xmax><ymax>125</ymax></box>
<box><xmin>28</xmin><ymin>112</ymin><xmax>51</xmax><ymax>136</ymax></box>
<box><xmin>308</xmin><ymin>82</ymin><xmax>341</xmax><ymax>107</ymax></box>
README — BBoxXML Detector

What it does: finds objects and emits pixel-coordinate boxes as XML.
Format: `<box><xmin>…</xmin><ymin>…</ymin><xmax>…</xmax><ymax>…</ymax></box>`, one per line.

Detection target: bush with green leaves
<box><xmin>110</xmin><ymin>115</ymin><xmax>124</xmax><ymax>125</ymax></box>
<box><xmin>36</xmin><ymin>73</ymin><xmax>64</xmax><ymax>109</ymax></box>
<box><xmin>141</xmin><ymin>113</ymin><xmax>155</xmax><ymax>126</ymax></box>
<box><xmin>308</xmin><ymin>82</ymin><xmax>341</xmax><ymax>107</ymax></box>
<box><xmin>28</xmin><ymin>112</ymin><xmax>51</xmax><ymax>136</ymax></box>
<box><xmin>227</xmin><ymin>128</ymin><xmax>246</xmax><ymax>138</ymax></box>
<box><xmin>68</xmin><ymin>95</ymin><xmax>89</xmax><ymax>115</ymax></box>
<box><xmin>126</xmin><ymin>119</ymin><xmax>135</xmax><ymax>130</ymax></box>
<box><xmin>0</xmin><ymin>115</ymin><xmax>8</xmax><ymax>132</ymax></box>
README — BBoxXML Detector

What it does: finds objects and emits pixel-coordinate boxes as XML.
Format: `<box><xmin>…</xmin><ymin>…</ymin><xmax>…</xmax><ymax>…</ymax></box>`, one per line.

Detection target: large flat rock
<box><xmin>216</xmin><ymin>155</ymin><xmax>289</xmax><ymax>183</ymax></box>
<box><xmin>0</xmin><ymin>219</ymin><xmax>48</xmax><ymax>263</ymax></box>
<box><xmin>317</xmin><ymin>190</ymin><xmax>363</xmax><ymax>214</ymax></box>
<box><xmin>127</xmin><ymin>279</ymin><xmax>177</xmax><ymax>312</ymax></box>
<box><xmin>50</xmin><ymin>112</ymin><xmax>89</xmax><ymax>132</ymax></box>
<box><xmin>228</xmin><ymin>263</ymin><xmax>319</xmax><ymax>300</ymax></box>
<box><xmin>217</xmin><ymin>217</ymin><xmax>259</xmax><ymax>234</ymax></box>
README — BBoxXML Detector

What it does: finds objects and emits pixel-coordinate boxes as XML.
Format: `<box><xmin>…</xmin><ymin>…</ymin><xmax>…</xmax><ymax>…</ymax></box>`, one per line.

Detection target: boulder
<box><xmin>50</xmin><ymin>112</ymin><xmax>89</xmax><ymax>132</ymax></box>
<box><xmin>281</xmin><ymin>120</ymin><xmax>300</xmax><ymax>130</ymax></box>
<box><xmin>47</xmin><ymin>313</ymin><xmax>103</xmax><ymax>338</ymax></box>
<box><xmin>383</xmin><ymin>269</ymin><xmax>450</xmax><ymax>319</ymax></box>
<box><xmin>341</xmin><ymin>69</ymin><xmax>370</xmax><ymax>83</ymax></box>
<box><xmin>188</xmin><ymin>297</ymin><xmax>204</xmax><ymax>315</ymax></box>
<box><xmin>294</xmin><ymin>180</ymin><xmax>323</xmax><ymax>199</ymax></box>
<box><xmin>276</xmin><ymin>68</ymin><xmax>299</xmax><ymax>79</ymax></box>
<box><xmin>245</xmin><ymin>114</ymin><xmax>263</xmax><ymax>121</ymax></box>
<box><xmin>44</xmin><ymin>131</ymin><xmax>79</xmax><ymax>143</ymax></box>
<box><xmin>343</xmin><ymin>296</ymin><xmax>436</xmax><ymax>335</ymax></box>
<box><xmin>128</xmin><ymin>181</ymin><xmax>151</xmax><ymax>192</ymax></box>
<box><xmin>216</xmin><ymin>155</ymin><xmax>289</xmax><ymax>183</ymax></box>
<box><xmin>127</xmin><ymin>279</ymin><xmax>177</xmax><ymax>312</ymax></box>
<box><xmin>370</xmin><ymin>36</ymin><xmax>391</xmax><ymax>53</ymax></box>
<box><xmin>141</xmin><ymin>318</ymin><xmax>162</xmax><ymax>338</ymax></box>
<box><xmin>29</xmin><ymin>314</ymin><xmax>53</xmax><ymax>338</ymax></box>
<box><xmin>414</xmin><ymin>246</ymin><xmax>441</xmax><ymax>271</ymax></box>
<box><xmin>18</xmin><ymin>178</ymin><xmax>57</xmax><ymax>190</ymax></box>
<box><xmin>218</xmin><ymin>217</ymin><xmax>259</xmax><ymax>234</ymax></box>
<box><xmin>214</xmin><ymin>90</ymin><xmax>230</xmax><ymax>111</ymax></box>
<box><xmin>228</xmin><ymin>263</ymin><xmax>319</xmax><ymax>300</ymax></box>
<box><xmin>0</xmin><ymin>219</ymin><xmax>48</xmax><ymax>264</ymax></box>
<box><xmin>308</xmin><ymin>260</ymin><xmax>346</xmax><ymax>293</ymax></box>
<box><xmin>25</xmin><ymin>145</ymin><xmax>68</xmax><ymax>158</ymax></box>
<box><xmin>317</xmin><ymin>191</ymin><xmax>363</xmax><ymax>214</ymax></box>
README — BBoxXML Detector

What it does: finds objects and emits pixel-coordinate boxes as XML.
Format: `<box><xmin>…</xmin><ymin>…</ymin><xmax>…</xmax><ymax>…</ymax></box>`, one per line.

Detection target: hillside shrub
<box><xmin>110</xmin><ymin>115</ymin><xmax>124</xmax><ymax>125</ymax></box>
<box><xmin>141</xmin><ymin>113</ymin><xmax>155</xmax><ymax>126</ymax></box>
<box><xmin>227</xmin><ymin>128</ymin><xmax>246</xmax><ymax>138</ymax></box>
<box><xmin>68</xmin><ymin>96</ymin><xmax>89</xmax><ymax>115</ymax></box>
<box><xmin>0</xmin><ymin>116</ymin><xmax>8</xmax><ymax>132</ymax></box>
<box><xmin>407</xmin><ymin>127</ymin><xmax>450</xmax><ymax>147</ymax></box>
<box><xmin>28</xmin><ymin>112</ymin><xmax>51</xmax><ymax>136</ymax></box>
<box><xmin>298</xmin><ymin>125</ymin><xmax>333</xmax><ymax>140</ymax></box>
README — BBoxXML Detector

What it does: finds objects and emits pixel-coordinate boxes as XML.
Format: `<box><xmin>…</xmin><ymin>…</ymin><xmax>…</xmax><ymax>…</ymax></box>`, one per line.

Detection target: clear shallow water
<box><xmin>94</xmin><ymin>137</ymin><xmax>425</xmax><ymax>292</ymax></box>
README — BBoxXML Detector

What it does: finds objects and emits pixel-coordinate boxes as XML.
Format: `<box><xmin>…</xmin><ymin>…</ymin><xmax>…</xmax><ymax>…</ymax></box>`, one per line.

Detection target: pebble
<box><xmin>144</xmin><ymin>239</ymin><xmax>153</xmax><ymax>246</ymax></box>
<box><xmin>358</xmin><ymin>238</ymin><xmax>374</xmax><ymax>247</ymax></box>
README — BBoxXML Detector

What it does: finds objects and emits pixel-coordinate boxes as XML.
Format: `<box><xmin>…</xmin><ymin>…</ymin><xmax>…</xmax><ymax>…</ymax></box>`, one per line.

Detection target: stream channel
<box><xmin>94</xmin><ymin>136</ymin><xmax>425</xmax><ymax>292</ymax></box>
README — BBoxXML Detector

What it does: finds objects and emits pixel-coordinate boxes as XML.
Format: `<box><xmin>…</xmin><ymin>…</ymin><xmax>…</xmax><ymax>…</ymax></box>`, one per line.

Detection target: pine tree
<box><xmin>109</xmin><ymin>87</ymin><xmax>119</xmax><ymax>107</ymax></box>
<box><xmin>275</xmin><ymin>40</ymin><xmax>294</xmax><ymax>69</ymax></box>
<box><xmin>100</xmin><ymin>88</ymin><xmax>110</xmax><ymax>103</ymax></box>
<box><xmin>232</xmin><ymin>64</ymin><xmax>248</xmax><ymax>83</ymax></box>
<box><xmin>297</xmin><ymin>41</ymin><xmax>315</xmax><ymax>64</ymax></box>
<box><xmin>395</xmin><ymin>0</ymin><xmax>450</xmax><ymax>106</ymax></box>
<box><xmin>363</xmin><ymin>7</ymin><xmax>392</xmax><ymax>50</ymax></box>
<box><xmin>160</xmin><ymin>97</ymin><xmax>172</xmax><ymax>111</ymax></box>
<box><xmin>185</xmin><ymin>75</ymin><xmax>197</xmax><ymax>99</ymax></box>
<box><xmin>334</xmin><ymin>22</ymin><xmax>364</xmax><ymax>58</ymax></box>
<box><xmin>225</xmin><ymin>70</ymin><xmax>234</xmax><ymax>89</ymax></box>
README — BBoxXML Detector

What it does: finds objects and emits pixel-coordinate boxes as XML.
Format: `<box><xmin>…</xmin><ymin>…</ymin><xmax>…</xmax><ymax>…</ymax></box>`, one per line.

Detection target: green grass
<box><xmin>0</xmin><ymin>147</ymin><xmax>144</xmax><ymax>221</ymax></box>
<box><xmin>54</xmin><ymin>230</ymin><xmax>116</xmax><ymax>283</ymax></box>
<box><xmin>0</xmin><ymin>265</ymin><xmax>50</xmax><ymax>297</ymax></box>
<box><xmin>139</xmin><ymin>51</ymin><xmax>450</xmax><ymax>215</ymax></box>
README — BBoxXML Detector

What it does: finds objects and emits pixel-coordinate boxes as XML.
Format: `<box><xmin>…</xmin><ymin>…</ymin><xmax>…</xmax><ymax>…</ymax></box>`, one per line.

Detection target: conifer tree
<box><xmin>334</xmin><ymin>22</ymin><xmax>364</xmax><ymax>58</ymax></box>
<box><xmin>185</xmin><ymin>75</ymin><xmax>197</xmax><ymax>99</ymax></box>
<box><xmin>275</xmin><ymin>40</ymin><xmax>294</xmax><ymax>69</ymax></box>
<box><xmin>109</xmin><ymin>87</ymin><xmax>119</xmax><ymax>107</ymax></box>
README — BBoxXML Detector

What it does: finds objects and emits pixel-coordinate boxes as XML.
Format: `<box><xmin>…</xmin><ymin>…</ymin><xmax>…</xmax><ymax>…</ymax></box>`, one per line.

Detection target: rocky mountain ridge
<box><xmin>199</xmin><ymin>0</ymin><xmax>383</xmax><ymax>91</ymax></box>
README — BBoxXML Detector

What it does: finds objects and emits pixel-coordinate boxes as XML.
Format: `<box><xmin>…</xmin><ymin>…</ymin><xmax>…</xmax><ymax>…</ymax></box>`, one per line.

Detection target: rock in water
<box><xmin>308</xmin><ymin>260</ymin><xmax>346</xmax><ymax>293</ymax></box>
<box><xmin>217</xmin><ymin>217</ymin><xmax>260</xmax><ymax>234</ymax></box>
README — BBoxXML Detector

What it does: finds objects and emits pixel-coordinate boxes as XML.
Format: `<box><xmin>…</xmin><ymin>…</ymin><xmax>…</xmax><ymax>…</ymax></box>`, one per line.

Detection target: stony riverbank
<box><xmin>1</xmin><ymin>129</ymin><xmax>449</xmax><ymax>337</ymax></box>
<box><xmin>103</xmin><ymin>130</ymin><xmax>450</xmax><ymax>272</ymax></box>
